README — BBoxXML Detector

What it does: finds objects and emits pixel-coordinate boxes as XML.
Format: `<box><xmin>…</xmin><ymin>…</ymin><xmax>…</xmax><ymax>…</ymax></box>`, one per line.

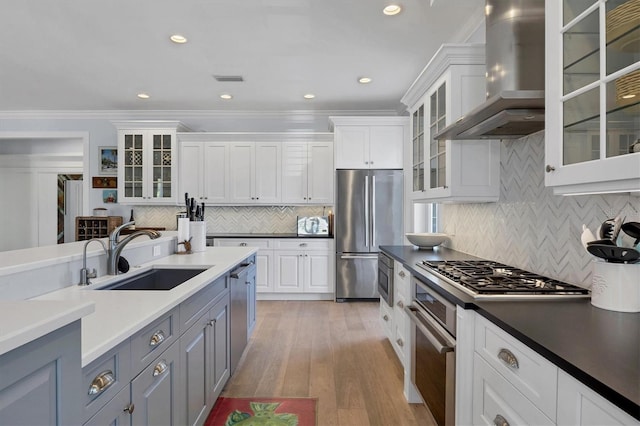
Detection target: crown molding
<box><xmin>0</xmin><ymin>109</ymin><xmax>400</xmax><ymax>121</ymax></box>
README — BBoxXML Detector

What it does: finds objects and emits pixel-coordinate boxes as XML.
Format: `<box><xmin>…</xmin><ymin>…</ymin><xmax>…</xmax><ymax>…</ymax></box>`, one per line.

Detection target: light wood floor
<box><xmin>221</xmin><ymin>300</ymin><xmax>436</xmax><ymax>426</ymax></box>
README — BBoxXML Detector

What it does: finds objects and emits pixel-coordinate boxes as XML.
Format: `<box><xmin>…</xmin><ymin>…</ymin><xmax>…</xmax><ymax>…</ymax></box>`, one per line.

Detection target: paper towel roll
<box><xmin>190</xmin><ymin>222</ymin><xmax>206</xmax><ymax>253</ymax></box>
<box><xmin>177</xmin><ymin>218</ymin><xmax>190</xmax><ymax>253</ymax></box>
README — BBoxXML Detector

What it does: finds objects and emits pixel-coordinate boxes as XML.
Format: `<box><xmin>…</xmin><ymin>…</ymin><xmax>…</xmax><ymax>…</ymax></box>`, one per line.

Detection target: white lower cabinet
<box><xmin>472</xmin><ymin>354</ymin><xmax>554</xmax><ymax>426</ymax></box>
<box><xmin>557</xmin><ymin>370</ymin><xmax>639</xmax><ymax>426</ymax></box>
<box><xmin>458</xmin><ymin>309</ymin><xmax>639</xmax><ymax>426</ymax></box>
<box><xmin>380</xmin><ymin>260</ymin><xmax>410</xmax><ymax>367</ymax></box>
<box><xmin>273</xmin><ymin>239</ymin><xmax>333</xmax><ymax>294</ymax></box>
<box><xmin>213</xmin><ymin>239</ymin><xmax>274</xmax><ymax>293</ymax></box>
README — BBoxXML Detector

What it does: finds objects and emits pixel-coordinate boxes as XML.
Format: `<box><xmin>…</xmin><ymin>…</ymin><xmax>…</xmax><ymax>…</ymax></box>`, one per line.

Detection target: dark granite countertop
<box><xmin>208</xmin><ymin>233</ymin><xmax>333</xmax><ymax>239</ymax></box>
<box><xmin>380</xmin><ymin>245</ymin><xmax>640</xmax><ymax>420</ymax></box>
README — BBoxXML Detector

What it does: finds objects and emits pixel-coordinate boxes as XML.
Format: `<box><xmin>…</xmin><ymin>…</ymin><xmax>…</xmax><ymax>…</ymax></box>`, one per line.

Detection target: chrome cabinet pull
<box><xmin>88</xmin><ymin>370</ymin><xmax>115</xmax><ymax>396</ymax></box>
<box><xmin>398</xmin><ymin>270</ymin><xmax>406</xmax><ymax>278</ymax></box>
<box><xmin>396</xmin><ymin>338</ymin><xmax>404</xmax><ymax>347</ymax></box>
<box><xmin>300</xmin><ymin>242</ymin><xmax>307</xmax><ymax>247</ymax></box>
<box><xmin>545</xmin><ymin>165</ymin><xmax>556</xmax><ymax>173</ymax></box>
<box><xmin>149</xmin><ymin>330</ymin><xmax>165</xmax><ymax>347</ymax></box>
<box><xmin>124</xmin><ymin>403</ymin><xmax>135</xmax><ymax>414</ymax></box>
<box><xmin>240</xmin><ymin>242</ymin><xmax>247</xmax><ymax>246</ymax></box>
<box><xmin>152</xmin><ymin>360</ymin><xmax>168</xmax><ymax>377</ymax></box>
<box><xmin>494</xmin><ymin>414</ymin><xmax>509</xmax><ymax>426</ymax></box>
<box><xmin>383</xmin><ymin>314</ymin><xmax>389</xmax><ymax>321</ymax></box>
<box><xmin>207</xmin><ymin>319</ymin><xmax>215</xmax><ymax>327</ymax></box>
<box><xmin>498</xmin><ymin>348</ymin><xmax>519</xmax><ymax>369</ymax></box>
<box><xmin>396</xmin><ymin>300</ymin><xmax>404</xmax><ymax>309</ymax></box>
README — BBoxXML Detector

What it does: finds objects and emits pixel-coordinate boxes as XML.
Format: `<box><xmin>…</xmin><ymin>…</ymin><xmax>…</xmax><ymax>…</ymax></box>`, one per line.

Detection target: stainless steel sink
<box><xmin>96</xmin><ymin>268</ymin><xmax>209</xmax><ymax>291</ymax></box>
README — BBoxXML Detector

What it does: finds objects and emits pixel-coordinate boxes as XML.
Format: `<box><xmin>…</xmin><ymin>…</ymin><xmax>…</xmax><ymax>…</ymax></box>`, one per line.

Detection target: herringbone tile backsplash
<box><xmin>441</xmin><ymin>131</ymin><xmax>640</xmax><ymax>288</ymax></box>
<box><xmin>133</xmin><ymin>205</ymin><xmax>328</xmax><ymax>234</ymax></box>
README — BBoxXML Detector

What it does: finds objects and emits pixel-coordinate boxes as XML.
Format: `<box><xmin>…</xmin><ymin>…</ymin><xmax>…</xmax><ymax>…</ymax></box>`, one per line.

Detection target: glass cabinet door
<box><xmin>562</xmin><ymin>0</ymin><xmax>640</xmax><ymax>166</ymax></box>
<box><xmin>429</xmin><ymin>82</ymin><xmax>446</xmax><ymax>189</ymax></box>
<box><xmin>152</xmin><ymin>133</ymin><xmax>173</xmax><ymax>199</ymax></box>
<box><xmin>412</xmin><ymin>105</ymin><xmax>425</xmax><ymax>192</ymax></box>
<box><xmin>123</xmin><ymin>133</ymin><xmax>144</xmax><ymax>198</ymax></box>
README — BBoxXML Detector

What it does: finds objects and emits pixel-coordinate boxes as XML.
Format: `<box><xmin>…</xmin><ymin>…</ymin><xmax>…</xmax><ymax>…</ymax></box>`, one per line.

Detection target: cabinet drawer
<box><xmin>131</xmin><ymin>308</ymin><xmax>178</xmax><ymax>373</ymax></box>
<box><xmin>215</xmin><ymin>238</ymin><xmax>271</xmax><ymax>249</ymax></box>
<box><xmin>81</xmin><ymin>340</ymin><xmax>132</xmax><ymax>422</ymax></box>
<box><xmin>379</xmin><ymin>300</ymin><xmax>394</xmax><ymax>338</ymax></box>
<box><xmin>474</xmin><ymin>315</ymin><xmax>558</xmax><ymax>419</ymax></box>
<box><xmin>472</xmin><ymin>354</ymin><xmax>554</xmax><ymax>426</ymax></box>
<box><xmin>179</xmin><ymin>275</ymin><xmax>228</xmax><ymax>333</ymax></box>
<box><xmin>393</xmin><ymin>260</ymin><xmax>410</xmax><ymax>300</ymax></box>
<box><xmin>274</xmin><ymin>239</ymin><xmax>332</xmax><ymax>250</ymax></box>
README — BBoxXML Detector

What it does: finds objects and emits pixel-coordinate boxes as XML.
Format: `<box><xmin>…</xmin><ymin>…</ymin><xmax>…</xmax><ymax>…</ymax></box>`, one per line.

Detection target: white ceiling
<box><xmin>0</xmin><ymin>0</ymin><xmax>484</xmax><ymax>114</ymax></box>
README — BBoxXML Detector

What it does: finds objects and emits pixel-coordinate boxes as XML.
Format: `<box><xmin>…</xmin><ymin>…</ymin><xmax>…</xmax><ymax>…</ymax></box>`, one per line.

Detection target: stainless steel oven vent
<box><xmin>435</xmin><ymin>0</ymin><xmax>545</xmax><ymax>140</ymax></box>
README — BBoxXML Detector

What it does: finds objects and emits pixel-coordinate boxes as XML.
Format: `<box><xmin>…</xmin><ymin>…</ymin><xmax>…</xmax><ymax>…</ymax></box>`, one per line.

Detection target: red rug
<box><xmin>204</xmin><ymin>397</ymin><xmax>317</xmax><ymax>426</ymax></box>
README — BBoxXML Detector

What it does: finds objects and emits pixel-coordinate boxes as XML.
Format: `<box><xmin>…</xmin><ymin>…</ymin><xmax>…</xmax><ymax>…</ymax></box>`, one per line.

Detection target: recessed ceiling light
<box><xmin>358</xmin><ymin>77</ymin><xmax>372</xmax><ymax>84</ymax></box>
<box><xmin>383</xmin><ymin>4</ymin><xmax>402</xmax><ymax>15</ymax></box>
<box><xmin>303</xmin><ymin>93</ymin><xmax>315</xmax><ymax>99</ymax></box>
<box><xmin>220</xmin><ymin>94</ymin><xmax>233</xmax><ymax>100</ymax></box>
<box><xmin>137</xmin><ymin>93</ymin><xmax>150</xmax><ymax>99</ymax></box>
<box><xmin>170</xmin><ymin>34</ymin><xmax>187</xmax><ymax>44</ymax></box>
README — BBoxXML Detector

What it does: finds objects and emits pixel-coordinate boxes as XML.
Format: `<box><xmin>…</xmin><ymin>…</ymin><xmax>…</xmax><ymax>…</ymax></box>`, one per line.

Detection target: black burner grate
<box><xmin>418</xmin><ymin>260</ymin><xmax>589</xmax><ymax>295</ymax></box>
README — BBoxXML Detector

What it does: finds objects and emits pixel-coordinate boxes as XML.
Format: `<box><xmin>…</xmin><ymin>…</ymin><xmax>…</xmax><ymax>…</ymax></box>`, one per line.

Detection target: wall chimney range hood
<box><xmin>435</xmin><ymin>0</ymin><xmax>545</xmax><ymax>140</ymax></box>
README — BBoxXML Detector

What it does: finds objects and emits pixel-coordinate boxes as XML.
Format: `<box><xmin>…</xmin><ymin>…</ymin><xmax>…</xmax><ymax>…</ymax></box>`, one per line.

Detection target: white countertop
<box><xmin>27</xmin><ymin>246</ymin><xmax>256</xmax><ymax>367</ymax></box>
<box><xmin>0</xmin><ymin>300</ymin><xmax>95</xmax><ymax>356</ymax></box>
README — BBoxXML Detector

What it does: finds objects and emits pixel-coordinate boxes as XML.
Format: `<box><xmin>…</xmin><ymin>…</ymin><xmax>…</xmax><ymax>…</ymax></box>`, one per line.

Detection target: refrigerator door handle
<box><xmin>340</xmin><ymin>254</ymin><xmax>379</xmax><ymax>260</ymax></box>
<box><xmin>364</xmin><ymin>175</ymin><xmax>369</xmax><ymax>248</ymax></box>
<box><xmin>371</xmin><ymin>175</ymin><xmax>376</xmax><ymax>248</ymax></box>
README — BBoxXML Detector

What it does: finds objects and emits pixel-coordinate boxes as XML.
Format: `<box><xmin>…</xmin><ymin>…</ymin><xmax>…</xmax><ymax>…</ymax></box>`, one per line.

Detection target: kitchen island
<box><xmin>381</xmin><ymin>245</ymin><xmax>640</xmax><ymax>422</ymax></box>
<box><xmin>0</xmin><ymin>243</ymin><xmax>257</xmax><ymax>425</ymax></box>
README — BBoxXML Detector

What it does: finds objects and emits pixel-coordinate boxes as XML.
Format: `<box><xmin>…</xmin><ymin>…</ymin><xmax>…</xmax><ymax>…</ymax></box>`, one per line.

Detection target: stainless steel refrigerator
<box><xmin>335</xmin><ymin>169</ymin><xmax>403</xmax><ymax>301</ymax></box>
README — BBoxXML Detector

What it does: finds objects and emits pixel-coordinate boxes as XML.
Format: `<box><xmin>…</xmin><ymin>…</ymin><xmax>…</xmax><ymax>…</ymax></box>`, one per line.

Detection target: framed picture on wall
<box><xmin>99</xmin><ymin>147</ymin><xmax>117</xmax><ymax>175</ymax></box>
<box><xmin>103</xmin><ymin>190</ymin><xmax>117</xmax><ymax>203</ymax></box>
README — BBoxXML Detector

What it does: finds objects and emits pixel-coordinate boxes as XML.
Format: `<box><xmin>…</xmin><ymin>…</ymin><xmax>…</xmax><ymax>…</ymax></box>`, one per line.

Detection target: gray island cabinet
<box><xmin>0</xmin><ymin>321</ymin><xmax>83</xmax><ymax>426</ymax></box>
<box><xmin>80</xmin><ymin>254</ymin><xmax>255</xmax><ymax>426</ymax></box>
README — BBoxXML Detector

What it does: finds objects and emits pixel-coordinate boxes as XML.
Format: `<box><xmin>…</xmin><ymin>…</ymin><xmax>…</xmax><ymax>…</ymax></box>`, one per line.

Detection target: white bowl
<box><xmin>405</xmin><ymin>233</ymin><xmax>449</xmax><ymax>249</ymax></box>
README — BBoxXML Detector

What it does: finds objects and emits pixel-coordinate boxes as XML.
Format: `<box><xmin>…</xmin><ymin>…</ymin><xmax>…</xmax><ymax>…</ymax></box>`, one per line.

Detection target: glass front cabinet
<box><xmin>114</xmin><ymin>121</ymin><xmax>186</xmax><ymax>204</ymax></box>
<box><xmin>404</xmin><ymin>44</ymin><xmax>501</xmax><ymax>203</ymax></box>
<box><xmin>545</xmin><ymin>0</ymin><xmax>640</xmax><ymax>195</ymax></box>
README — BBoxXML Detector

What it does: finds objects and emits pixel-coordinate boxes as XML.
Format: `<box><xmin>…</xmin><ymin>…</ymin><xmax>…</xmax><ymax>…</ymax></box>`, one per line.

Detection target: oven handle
<box><xmin>405</xmin><ymin>305</ymin><xmax>455</xmax><ymax>354</ymax></box>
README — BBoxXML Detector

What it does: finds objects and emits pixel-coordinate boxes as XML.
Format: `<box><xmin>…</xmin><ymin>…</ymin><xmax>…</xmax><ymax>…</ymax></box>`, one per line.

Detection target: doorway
<box><xmin>58</xmin><ymin>174</ymin><xmax>83</xmax><ymax>243</ymax></box>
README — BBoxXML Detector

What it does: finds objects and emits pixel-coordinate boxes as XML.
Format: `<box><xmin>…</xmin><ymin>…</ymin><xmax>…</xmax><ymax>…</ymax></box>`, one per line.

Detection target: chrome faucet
<box><xmin>107</xmin><ymin>221</ymin><xmax>161</xmax><ymax>275</ymax></box>
<box><xmin>79</xmin><ymin>238</ymin><xmax>107</xmax><ymax>285</ymax></box>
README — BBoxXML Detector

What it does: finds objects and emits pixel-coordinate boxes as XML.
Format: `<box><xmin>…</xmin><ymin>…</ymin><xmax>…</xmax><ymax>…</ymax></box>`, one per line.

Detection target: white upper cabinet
<box><xmin>330</xmin><ymin>116</ymin><xmax>407</xmax><ymax>169</ymax></box>
<box><xmin>545</xmin><ymin>0</ymin><xmax>640</xmax><ymax>195</ymax></box>
<box><xmin>229</xmin><ymin>142</ymin><xmax>281</xmax><ymax>204</ymax></box>
<box><xmin>179</xmin><ymin>140</ymin><xmax>230</xmax><ymax>204</ymax></box>
<box><xmin>281</xmin><ymin>140</ymin><xmax>334</xmax><ymax>204</ymax></box>
<box><xmin>115</xmin><ymin>121</ymin><xmax>187</xmax><ymax>205</ymax></box>
<box><xmin>402</xmin><ymin>44</ymin><xmax>501</xmax><ymax>203</ymax></box>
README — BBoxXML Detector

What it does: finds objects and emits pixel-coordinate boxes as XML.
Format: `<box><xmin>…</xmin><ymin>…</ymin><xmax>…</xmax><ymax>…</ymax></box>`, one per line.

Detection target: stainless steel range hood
<box><xmin>435</xmin><ymin>0</ymin><xmax>545</xmax><ymax>140</ymax></box>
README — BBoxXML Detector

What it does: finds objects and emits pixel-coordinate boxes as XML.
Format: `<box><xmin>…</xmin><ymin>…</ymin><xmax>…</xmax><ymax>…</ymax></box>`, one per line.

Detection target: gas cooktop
<box><xmin>416</xmin><ymin>260</ymin><xmax>590</xmax><ymax>299</ymax></box>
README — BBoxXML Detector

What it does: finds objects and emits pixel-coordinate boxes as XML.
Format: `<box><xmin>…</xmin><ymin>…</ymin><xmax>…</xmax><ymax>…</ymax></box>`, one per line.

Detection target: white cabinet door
<box><xmin>254</xmin><ymin>142</ymin><xmax>281</xmax><ymax>203</ymax></box>
<box><xmin>274</xmin><ymin>250</ymin><xmax>303</xmax><ymax>292</ymax></box>
<box><xmin>179</xmin><ymin>142</ymin><xmax>203</xmax><ymax>202</ymax></box>
<box><xmin>307</xmin><ymin>142</ymin><xmax>334</xmax><ymax>204</ymax></box>
<box><xmin>229</xmin><ymin>143</ymin><xmax>255</xmax><ymax>203</ymax></box>
<box><xmin>281</xmin><ymin>142</ymin><xmax>308</xmax><ymax>203</ymax></box>
<box><xmin>203</xmin><ymin>142</ymin><xmax>230</xmax><ymax>203</ymax></box>
<box><xmin>557</xmin><ymin>370</ymin><xmax>639</xmax><ymax>426</ymax></box>
<box><xmin>255</xmin><ymin>251</ymin><xmax>274</xmax><ymax>293</ymax></box>
<box><xmin>303</xmin><ymin>251</ymin><xmax>332</xmax><ymax>292</ymax></box>
<box><xmin>369</xmin><ymin>125</ymin><xmax>404</xmax><ymax>169</ymax></box>
<box><xmin>335</xmin><ymin>126</ymin><xmax>369</xmax><ymax>169</ymax></box>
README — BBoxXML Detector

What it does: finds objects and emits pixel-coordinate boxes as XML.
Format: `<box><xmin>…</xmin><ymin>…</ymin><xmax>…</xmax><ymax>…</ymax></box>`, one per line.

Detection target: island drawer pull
<box><xmin>497</xmin><ymin>348</ymin><xmax>519</xmax><ymax>369</ymax></box>
<box><xmin>494</xmin><ymin>414</ymin><xmax>509</xmax><ymax>426</ymax></box>
<box><xmin>123</xmin><ymin>403</ymin><xmax>135</xmax><ymax>414</ymax></box>
<box><xmin>88</xmin><ymin>370</ymin><xmax>115</xmax><ymax>396</ymax></box>
<box><xmin>152</xmin><ymin>360</ymin><xmax>168</xmax><ymax>377</ymax></box>
<box><xmin>149</xmin><ymin>330</ymin><xmax>165</xmax><ymax>347</ymax></box>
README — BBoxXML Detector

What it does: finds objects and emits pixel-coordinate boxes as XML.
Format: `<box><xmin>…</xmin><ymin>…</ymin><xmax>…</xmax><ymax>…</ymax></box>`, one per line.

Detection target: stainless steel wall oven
<box><xmin>377</xmin><ymin>251</ymin><xmax>394</xmax><ymax>306</ymax></box>
<box><xmin>405</xmin><ymin>276</ymin><xmax>456</xmax><ymax>426</ymax></box>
